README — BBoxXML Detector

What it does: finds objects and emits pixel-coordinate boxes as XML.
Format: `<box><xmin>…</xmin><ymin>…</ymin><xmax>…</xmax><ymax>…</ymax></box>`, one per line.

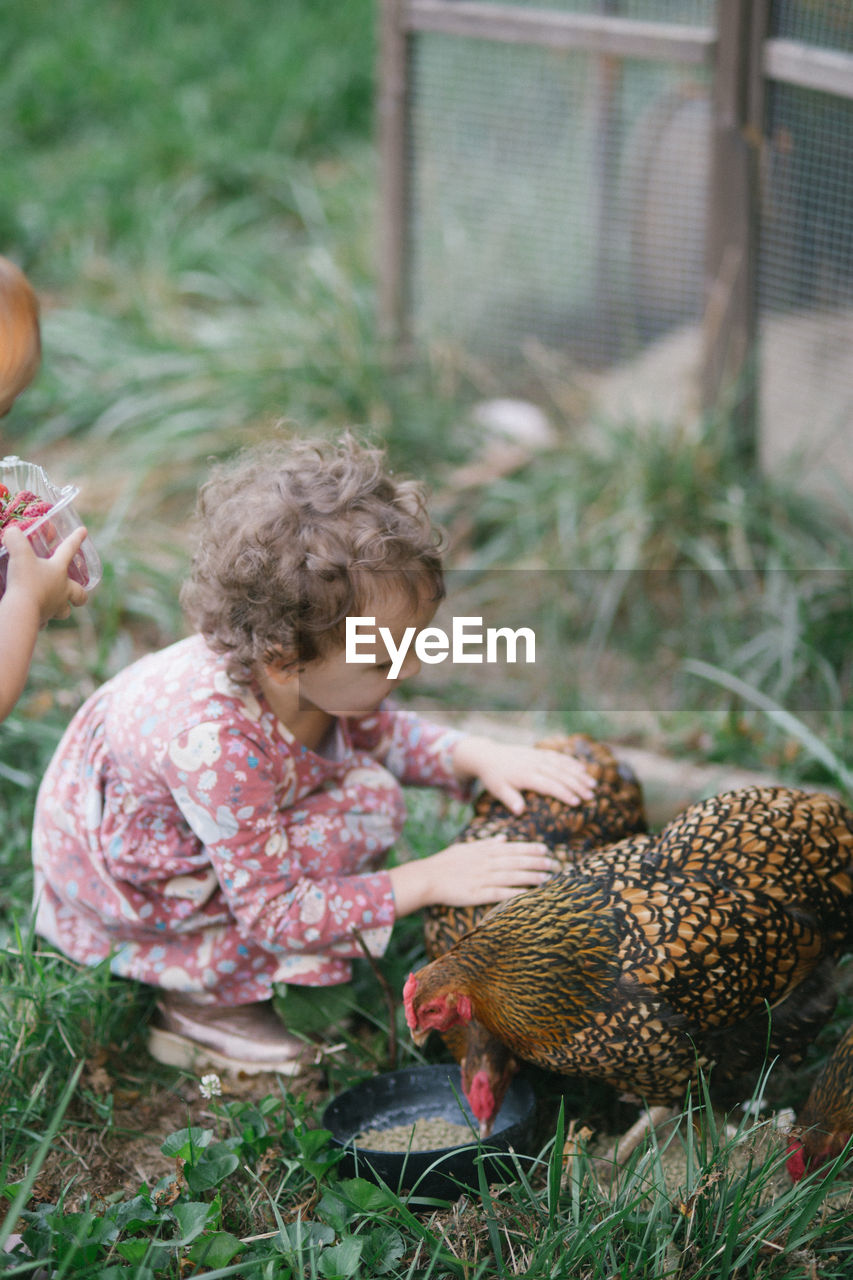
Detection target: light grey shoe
<box><xmin>147</xmin><ymin>993</ymin><xmax>310</xmax><ymax>1076</ymax></box>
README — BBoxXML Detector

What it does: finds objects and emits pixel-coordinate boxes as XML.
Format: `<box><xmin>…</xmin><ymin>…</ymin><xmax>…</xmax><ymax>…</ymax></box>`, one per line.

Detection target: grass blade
<box><xmin>684</xmin><ymin>658</ymin><xmax>853</xmax><ymax>792</ymax></box>
<box><xmin>0</xmin><ymin>1060</ymin><xmax>84</xmax><ymax>1254</ymax></box>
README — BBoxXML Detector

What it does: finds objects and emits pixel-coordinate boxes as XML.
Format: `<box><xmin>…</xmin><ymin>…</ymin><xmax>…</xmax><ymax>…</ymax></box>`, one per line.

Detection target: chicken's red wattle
<box><xmin>785</xmin><ymin>1137</ymin><xmax>806</xmax><ymax>1182</ymax></box>
<box><xmin>468</xmin><ymin>1069</ymin><xmax>497</xmax><ymax>1130</ymax></box>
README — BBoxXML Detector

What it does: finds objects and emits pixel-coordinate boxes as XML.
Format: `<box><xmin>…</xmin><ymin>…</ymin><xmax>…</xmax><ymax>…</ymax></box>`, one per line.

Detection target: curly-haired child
<box><xmin>32</xmin><ymin>434</ymin><xmax>594</xmax><ymax>1075</ymax></box>
<box><xmin>0</xmin><ymin>255</ymin><xmax>89</xmax><ymax>722</ymax></box>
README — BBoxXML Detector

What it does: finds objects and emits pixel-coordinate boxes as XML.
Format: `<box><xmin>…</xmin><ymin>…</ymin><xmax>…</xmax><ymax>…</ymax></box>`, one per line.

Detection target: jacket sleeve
<box><xmin>348</xmin><ymin>703</ymin><xmax>471</xmax><ymax>796</ymax></box>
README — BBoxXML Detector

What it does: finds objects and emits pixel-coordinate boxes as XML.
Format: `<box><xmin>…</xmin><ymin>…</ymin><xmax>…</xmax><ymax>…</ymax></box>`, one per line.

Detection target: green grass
<box><xmin>430</xmin><ymin>412</ymin><xmax>853</xmax><ymax>788</ymax></box>
<box><xmin>3</xmin><ymin>1051</ymin><xmax>853</xmax><ymax>1278</ymax></box>
<box><xmin>2</xmin><ymin>0</ymin><xmax>853</xmax><ymax>1274</ymax></box>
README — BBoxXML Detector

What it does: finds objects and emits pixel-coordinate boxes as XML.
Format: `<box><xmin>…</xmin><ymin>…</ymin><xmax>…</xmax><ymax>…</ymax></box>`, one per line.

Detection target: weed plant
<box><xmin>2</xmin><ymin>0</ymin><xmax>853</xmax><ymax>1274</ymax></box>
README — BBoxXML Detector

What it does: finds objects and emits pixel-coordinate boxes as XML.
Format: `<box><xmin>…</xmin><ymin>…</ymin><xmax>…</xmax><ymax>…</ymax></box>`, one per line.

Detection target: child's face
<box><xmin>291</xmin><ymin>587</ymin><xmax>438</xmax><ymax>719</ymax></box>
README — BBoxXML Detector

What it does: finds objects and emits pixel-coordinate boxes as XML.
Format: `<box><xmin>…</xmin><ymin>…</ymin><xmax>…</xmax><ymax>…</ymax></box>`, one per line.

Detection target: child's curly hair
<box><xmin>0</xmin><ymin>257</ymin><xmax>41</xmax><ymax>416</ymax></box>
<box><xmin>181</xmin><ymin>433</ymin><xmax>446</xmax><ymax>683</ymax></box>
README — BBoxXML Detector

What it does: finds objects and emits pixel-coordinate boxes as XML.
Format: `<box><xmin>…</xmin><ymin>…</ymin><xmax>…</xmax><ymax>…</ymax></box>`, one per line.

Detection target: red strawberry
<box><xmin>15</xmin><ymin>504</ymin><xmax>52</xmax><ymax>531</ymax></box>
<box><xmin>0</xmin><ymin>491</ymin><xmax>54</xmax><ymax>542</ymax></box>
<box><xmin>13</xmin><ymin>496</ymin><xmax>51</xmax><ymax>523</ymax></box>
<box><xmin>7</xmin><ymin>490</ymin><xmax>40</xmax><ymax>514</ymax></box>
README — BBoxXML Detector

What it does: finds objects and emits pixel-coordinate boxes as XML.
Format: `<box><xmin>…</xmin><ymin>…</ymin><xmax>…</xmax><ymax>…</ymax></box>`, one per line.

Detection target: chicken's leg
<box><xmin>597</xmin><ymin>1104</ymin><xmax>680</xmax><ymax>1172</ymax></box>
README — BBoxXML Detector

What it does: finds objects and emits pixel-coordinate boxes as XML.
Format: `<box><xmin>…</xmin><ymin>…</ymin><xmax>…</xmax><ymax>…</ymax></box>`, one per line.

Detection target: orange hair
<box><xmin>0</xmin><ymin>256</ymin><xmax>41</xmax><ymax>414</ymax></box>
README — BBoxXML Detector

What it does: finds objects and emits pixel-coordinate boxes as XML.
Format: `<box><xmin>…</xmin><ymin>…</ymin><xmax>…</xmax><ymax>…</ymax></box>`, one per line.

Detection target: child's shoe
<box><xmin>147</xmin><ymin>993</ymin><xmax>310</xmax><ymax>1076</ymax></box>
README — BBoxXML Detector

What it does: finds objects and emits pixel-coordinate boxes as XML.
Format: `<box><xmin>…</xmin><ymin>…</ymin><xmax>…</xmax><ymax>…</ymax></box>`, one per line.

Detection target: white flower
<box><xmin>199</xmin><ymin>1072</ymin><xmax>222</xmax><ymax>1100</ymax></box>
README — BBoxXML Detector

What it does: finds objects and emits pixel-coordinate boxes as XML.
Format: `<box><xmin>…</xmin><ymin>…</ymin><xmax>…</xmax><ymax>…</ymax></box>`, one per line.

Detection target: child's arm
<box><xmin>353</xmin><ymin>709</ymin><xmax>596</xmax><ymax>813</ymax></box>
<box><xmin>0</xmin><ymin>524</ymin><xmax>89</xmax><ymax>721</ymax></box>
<box><xmin>452</xmin><ymin>734</ymin><xmax>596</xmax><ymax>814</ymax></box>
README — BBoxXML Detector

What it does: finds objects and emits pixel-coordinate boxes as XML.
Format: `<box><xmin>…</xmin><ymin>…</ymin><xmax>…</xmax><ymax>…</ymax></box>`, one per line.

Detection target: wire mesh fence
<box><xmin>407</xmin><ymin>16</ymin><xmax>714</xmax><ymax>368</ymax></box>
<box><xmin>759</xmin><ymin>53</ymin><xmax>853</xmax><ymax>480</ymax></box>
<box><xmin>382</xmin><ymin>0</ymin><xmax>853</xmax><ymax>495</ymax></box>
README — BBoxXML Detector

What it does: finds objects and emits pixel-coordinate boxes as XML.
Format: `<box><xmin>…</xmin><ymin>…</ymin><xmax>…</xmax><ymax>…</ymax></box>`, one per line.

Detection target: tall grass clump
<box><xmin>0</xmin><ymin>921</ymin><xmax>146</xmax><ymax>1172</ymax></box>
<box><xmin>1</xmin><ymin>0</ymin><xmax>471</xmax><ymax>494</ymax></box>
<box><xmin>438</xmin><ymin>411</ymin><xmax>853</xmax><ymax>784</ymax></box>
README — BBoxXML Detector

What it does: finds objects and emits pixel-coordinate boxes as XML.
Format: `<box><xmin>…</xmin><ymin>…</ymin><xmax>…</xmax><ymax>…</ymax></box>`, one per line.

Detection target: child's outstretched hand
<box><xmin>453</xmin><ymin>735</ymin><xmax>596</xmax><ymax>814</ymax></box>
<box><xmin>389</xmin><ymin>835</ymin><xmax>559</xmax><ymax>916</ymax></box>
<box><xmin>0</xmin><ymin>525</ymin><xmax>90</xmax><ymax>720</ymax></box>
<box><xmin>3</xmin><ymin>524</ymin><xmax>89</xmax><ymax>624</ymax></box>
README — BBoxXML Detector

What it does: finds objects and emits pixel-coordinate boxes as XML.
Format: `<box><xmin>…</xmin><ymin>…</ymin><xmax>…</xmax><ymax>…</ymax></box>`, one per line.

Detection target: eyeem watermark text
<box><xmin>346</xmin><ymin>616</ymin><xmax>536</xmax><ymax>679</ymax></box>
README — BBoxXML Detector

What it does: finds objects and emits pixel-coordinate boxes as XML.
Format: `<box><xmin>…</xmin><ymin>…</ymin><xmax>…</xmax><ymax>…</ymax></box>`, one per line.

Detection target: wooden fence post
<box><xmin>377</xmin><ymin>0</ymin><xmax>410</xmax><ymax>346</ymax></box>
<box><xmin>701</xmin><ymin>0</ymin><xmax>769</xmax><ymax>469</ymax></box>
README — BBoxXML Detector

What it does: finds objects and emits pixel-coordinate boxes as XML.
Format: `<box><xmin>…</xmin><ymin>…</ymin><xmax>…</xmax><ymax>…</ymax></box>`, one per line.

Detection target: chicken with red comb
<box><xmin>406</xmin><ymin>787</ymin><xmax>853</xmax><ymax>1159</ymax></box>
<box><xmin>787</xmin><ymin>1022</ymin><xmax>853</xmax><ymax>1181</ymax></box>
<box><xmin>415</xmin><ymin>734</ymin><xmax>647</xmax><ymax>1136</ymax></box>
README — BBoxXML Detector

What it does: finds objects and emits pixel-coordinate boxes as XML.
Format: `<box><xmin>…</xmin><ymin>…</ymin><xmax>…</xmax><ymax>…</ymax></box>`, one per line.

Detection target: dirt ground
<box><xmin>12</xmin><ymin>1048</ymin><xmax>332</xmax><ymax>1213</ymax></box>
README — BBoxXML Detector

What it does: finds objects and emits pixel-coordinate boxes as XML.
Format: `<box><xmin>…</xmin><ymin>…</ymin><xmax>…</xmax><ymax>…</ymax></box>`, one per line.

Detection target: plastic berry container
<box><xmin>0</xmin><ymin>455</ymin><xmax>102</xmax><ymax>598</ymax></box>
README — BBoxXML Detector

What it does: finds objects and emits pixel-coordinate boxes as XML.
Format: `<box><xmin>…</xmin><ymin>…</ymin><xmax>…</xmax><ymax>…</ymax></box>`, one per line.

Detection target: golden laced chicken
<box><xmin>787</xmin><ymin>1021</ymin><xmax>853</xmax><ymax>1180</ymax></box>
<box><xmin>422</xmin><ymin>734</ymin><xmax>648</xmax><ymax>1136</ymax></box>
<box><xmin>405</xmin><ymin>786</ymin><xmax>853</xmax><ymax>1156</ymax></box>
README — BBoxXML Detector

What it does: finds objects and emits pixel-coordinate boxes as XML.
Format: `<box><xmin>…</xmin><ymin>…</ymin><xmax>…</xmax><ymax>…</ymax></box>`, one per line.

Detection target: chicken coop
<box><xmin>377</xmin><ymin>0</ymin><xmax>853</xmax><ymax>493</ymax></box>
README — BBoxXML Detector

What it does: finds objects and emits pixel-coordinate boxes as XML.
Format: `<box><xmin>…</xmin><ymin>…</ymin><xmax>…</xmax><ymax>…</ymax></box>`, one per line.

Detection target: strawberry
<box><xmin>14</xmin><ymin>503</ymin><xmax>52</xmax><ymax>530</ymax></box>
<box><xmin>0</xmin><ymin>490</ymin><xmax>54</xmax><ymax>542</ymax></box>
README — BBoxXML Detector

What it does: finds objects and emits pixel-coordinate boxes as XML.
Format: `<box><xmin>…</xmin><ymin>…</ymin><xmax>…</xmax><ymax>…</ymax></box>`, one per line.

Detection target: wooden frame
<box><xmin>377</xmin><ymin>0</ymin><xmax>410</xmax><ymax>342</ymax></box>
<box><xmin>401</xmin><ymin>1</ymin><xmax>715</xmax><ymax>62</ymax></box>
<box><xmin>377</xmin><ymin>0</ymin><xmax>853</xmax><ymax>461</ymax></box>
<box><xmin>699</xmin><ymin>0</ymin><xmax>769</xmax><ymax>466</ymax></box>
<box><xmin>376</xmin><ymin>0</ymin><xmax>718</xmax><ymax>344</ymax></box>
<box><xmin>764</xmin><ymin>38</ymin><xmax>853</xmax><ymax>101</ymax></box>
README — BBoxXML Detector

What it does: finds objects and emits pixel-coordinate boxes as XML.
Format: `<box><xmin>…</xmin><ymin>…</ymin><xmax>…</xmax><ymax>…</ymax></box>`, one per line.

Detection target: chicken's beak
<box><xmin>478</xmin><ymin>1118</ymin><xmax>494</xmax><ymax>1140</ymax></box>
<box><xmin>409</xmin><ymin>1026</ymin><xmax>430</xmax><ymax>1048</ymax></box>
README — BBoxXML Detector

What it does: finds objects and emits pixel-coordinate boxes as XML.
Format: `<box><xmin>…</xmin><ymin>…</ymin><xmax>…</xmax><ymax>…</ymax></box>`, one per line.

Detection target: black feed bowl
<box><xmin>323</xmin><ymin>1063</ymin><xmax>536</xmax><ymax>1199</ymax></box>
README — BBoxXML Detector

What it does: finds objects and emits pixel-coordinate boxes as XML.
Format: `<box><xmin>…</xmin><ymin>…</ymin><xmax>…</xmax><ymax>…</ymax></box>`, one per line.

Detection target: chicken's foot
<box><xmin>596</xmin><ymin>1104</ymin><xmax>680</xmax><ymax>1176</ymax></box>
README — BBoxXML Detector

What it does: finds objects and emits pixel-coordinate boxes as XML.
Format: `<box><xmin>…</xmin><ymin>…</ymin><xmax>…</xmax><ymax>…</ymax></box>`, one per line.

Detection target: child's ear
<box><xmin>263</xmin><ymin>650</ymin><xmax>302</xmax><ymax>684</ymax></box>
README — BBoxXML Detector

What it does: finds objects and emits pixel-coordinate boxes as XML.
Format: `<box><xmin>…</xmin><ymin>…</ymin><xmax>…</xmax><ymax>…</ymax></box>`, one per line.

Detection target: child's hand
<box><xmin>3</xmin><ymin>524</ymin><xmax>89</xmax><ymax>625</ymax></box>
<box><xmin>426</xmin><ymin>836</ymin><xmax>559</xmax><ymax>906</ymax></box>
<box><xmin>389</xmin><ymin>836</ymin><xmax>558</xmax><ymax>916</ymax></box>
<box><xmin>453</xmin><ymin>735</ymin><xmax>596</xmax><ymax>814</ymax></box>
